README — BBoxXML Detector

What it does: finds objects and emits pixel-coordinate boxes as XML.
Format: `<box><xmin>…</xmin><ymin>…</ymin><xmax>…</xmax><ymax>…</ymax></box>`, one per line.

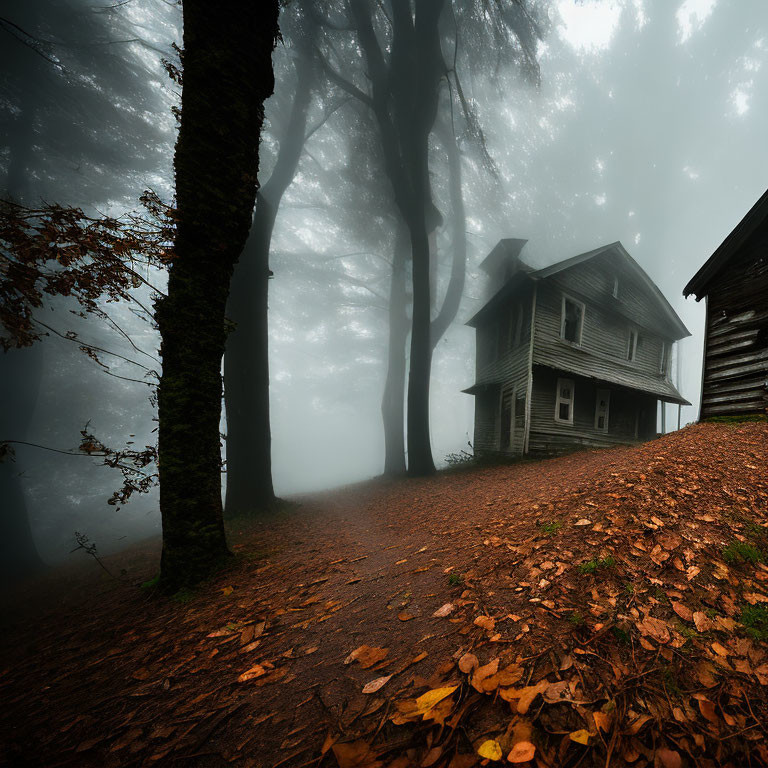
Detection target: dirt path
<box><xmin>1</xmin><ymin>423</ymin><xmax>767</xmax><ymax>768</ymax></box>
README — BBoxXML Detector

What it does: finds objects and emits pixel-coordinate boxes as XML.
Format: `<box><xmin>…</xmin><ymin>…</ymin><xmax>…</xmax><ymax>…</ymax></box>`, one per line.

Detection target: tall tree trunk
<box><xmin>430</xmin><ymin>122</ymin><xmax>467</xmax><ymax>349</ymax></box>
<box><xmin>224</xmin><ymin>194</ymin><xmax>276</xmax><ymax>516</ymax></box>
<box><xmin>403</xmin><ymin>0</ymin><xmax>445</xmax><ymax>477</ymax></box>
<box><xmin>1</xmin><ymin>98</ymin><xmax>45</xmax><ymax>583</ymax></box>
<box><xmin>224</xmin><ymin>33</ymin><xmax>314</xmax><ymax>518</ymax></box>
<box><xmin>381</xmin><ymin>220</ymin><xmax>409</xmax><ymax>476</ymax></box>
<box><xmin>0</xmin><ymin>345</ymin><xmax>45</xmax><ymax>585</ymax></box>
<box><xmin>157</xmin><ymin>0</ymin><xmax>279</xmax><ymax>591</ymax></box>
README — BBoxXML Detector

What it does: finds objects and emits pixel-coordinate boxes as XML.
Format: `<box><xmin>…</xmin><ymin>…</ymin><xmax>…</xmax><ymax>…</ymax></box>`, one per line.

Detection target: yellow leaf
<box><xmin>415</xmin><ymin>686</ymin><xmax>457</xmax><ymax>715</ymax></box>
<box><xmin>569</xmin><ymin>729</ymin><xmax>591</xmax><ymax>745</ymax></box>
<box><xmin>477</xmin><ymin>739</ymin><xmax>503</xmax><ymax>761</ymax></box>
<box><xmin>221</xmin><ymin>585</ymin><xmax>233</xmax><ymax>596</ymax></box>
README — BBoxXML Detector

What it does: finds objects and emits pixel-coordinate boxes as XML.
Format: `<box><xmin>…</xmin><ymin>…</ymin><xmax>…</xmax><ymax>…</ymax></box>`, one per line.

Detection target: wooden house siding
<box><xmin>528</xmin><ymin>367</ymin><xmax>657</xmax><ymax>455</ymax></box>
<box><xmin>685</xmin><ymin>190</ymin><xmax>768</xmax><ymax>419</ymax></box>
<box><xmin>700</xmin><ymin>240</ymin><xmax>768</xmax><ymax>417</ymax></box>
<box><xmin>472</xmin><ymin>285</ymin><xmax>534</xmax><ymax>454</ymax></box>
<box><xmin>531</xmin><ymin>281</ymin><xmax>684</xmax><ymax>402</ymax></box>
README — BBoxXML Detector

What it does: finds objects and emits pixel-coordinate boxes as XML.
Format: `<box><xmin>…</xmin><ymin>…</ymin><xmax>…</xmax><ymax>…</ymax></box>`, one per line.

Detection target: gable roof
<box><xmin>684</xmin><ymin>187</ymin><xmax>768</xmax><ymax>300</ymax></box>
<box><xmin>468</xmin><ymin>240</ymin><xmax>691</xmax><ymax>339</ymax></box>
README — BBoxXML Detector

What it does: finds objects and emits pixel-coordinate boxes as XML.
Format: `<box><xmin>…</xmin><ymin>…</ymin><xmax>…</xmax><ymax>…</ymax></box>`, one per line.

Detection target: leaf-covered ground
<box><xmin>2</xmin><ymin>422</ymin><xmax>768</xmax><ymax>768</ymax></box>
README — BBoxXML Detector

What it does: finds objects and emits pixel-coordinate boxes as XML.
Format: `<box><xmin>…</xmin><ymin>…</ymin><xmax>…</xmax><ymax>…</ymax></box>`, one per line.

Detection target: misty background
<box><xmin>3</xmin><ymin>0</ymin><xmax>767</xmax><ymax>563</ymax></box>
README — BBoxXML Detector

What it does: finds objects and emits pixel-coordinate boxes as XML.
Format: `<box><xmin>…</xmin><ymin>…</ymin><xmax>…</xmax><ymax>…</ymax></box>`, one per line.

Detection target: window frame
<box><xmin>660</xmin><ymin>341</ymin><xmax>670</xmax><ymax>377</ymax></box>
<box><xmin>626</xmin><ymin>328</ymin><xmax>639</xmax><ymax>362</ymax></box>
<box><xmin>612</xmin><ymin>276</ymin><xmax>619</xmax><ymax>299</ymax></box>
<box><xmin>594</xmin><ymin>388</ymin><xmax>611</xmax><ymax>432</ymax></box>
<box><xmin>560</xmin><ymin>294</ymin><xmax>585</xmax><ymax>347</ymax></box>
<box><xmin>554</xmin><ymin>377</ymin><xmax>575</xmax><ymax>425</ymax></box>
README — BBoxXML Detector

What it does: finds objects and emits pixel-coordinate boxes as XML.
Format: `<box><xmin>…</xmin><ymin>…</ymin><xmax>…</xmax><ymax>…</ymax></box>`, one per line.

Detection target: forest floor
<box><xmin>1</xmin><ymin>422</ymin><xmax>768</xmax><ymax>768</ymax></box>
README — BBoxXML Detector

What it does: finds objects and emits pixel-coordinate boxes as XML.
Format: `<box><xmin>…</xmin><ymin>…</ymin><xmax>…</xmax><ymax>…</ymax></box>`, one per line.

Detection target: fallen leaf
<box><xmin>569</xmin><ymin>729</ymin><xmax>590</xmax><ymax>745</ymax></box>
<box><xmin>477</xmin><ymin>740</ymin><xmax>503</xmax><ymax>761</ymax></box>
<box><xmin>656</xmin><ymin>748</ymin><xmax>682</xmax><ymax>768</ymax></box>
<box><xmin>593</xmin><ymin>711</ymin><xmax>612</xmax><ymax>733</ymax></box>
<box><xmin>415</xmin><ymin>686</ymin><xmax>458</xmax><ymax>715</ymax></box>
<box><xmin>345</xmin><ymin>645</ymin><xmax>389</xmax><ymax>669</ymax></box>
<box><xmin>433</xmin><ymin>603</ymin><xmax>455</xmax><ymax>618</ymax></box>
<box><xmin>362</xmin><ymin>675</ymin><xmax>392</xmax><ymax>694</ymax></box>
<box><xmin>624</xmin><ymin>714</ymin><xmax>652</xmax><ymax>735</ymax></box>
<box><xmin>474</xmin><ymin>615</ymin><xmax>495</xmax><ymax>631</ymax></box>
<box><xmin>237</xmin><ymin>664</ymin><xmax>267</xmax><ymax>683</ymax></box>
<box><xmin>693</xmin><ymin>612</ymin><xmax>714</xmax><ymax>632</ymax></box>
<box><xmin>696</xmin><ymin>697</ymin><xmax>718</xmax><ymax>725</ymax></box>
<box><xmin>332</xmin><ymin>740</ymin><xmax>382</xmax><ymax>768</ymax></box>
<box><xmin>671</xmin><ymin>602</ymin><xmax>693</xmax><ymax>622</ymax></box>
<box><xmin>458</xmin><ymin>653</ymin><xmax>479</xmax><ymax>673</ymax></box>
<box><xmin>397</xmin><ymin>611</ymin><xmax>415</xmax><ymax>622</ymax></box>
<box><xmin>508</xmin><ymin>741</ymin><xmax>536</xmax><ymax>763</ymax></box>
<box><xmin>221</xmin><ymin>585</ymin><xmax>234</xmax><ymax>596</ymax></box>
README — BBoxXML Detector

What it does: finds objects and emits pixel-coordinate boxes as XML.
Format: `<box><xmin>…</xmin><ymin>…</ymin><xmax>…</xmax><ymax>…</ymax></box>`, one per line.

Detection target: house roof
<box><xmin>467</xmin><ymin>241</ymin><xmax>690</xmax><ymax>339</ymax></box>
<box><xmin>683</xmin><ymin>187</ymin><xmax>768</xmax><ymax>300</ymax></box>
<box><xmin>478</xmin><ymin>238</ymin><xmax>529</xmax><ymax>275</ymax></box>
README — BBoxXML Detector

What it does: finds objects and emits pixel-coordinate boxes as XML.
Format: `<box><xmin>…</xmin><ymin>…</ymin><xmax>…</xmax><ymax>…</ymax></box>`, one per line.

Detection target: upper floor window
<box><xmin>660</xmin><ymin>342</ymin><xmax>670</xmax><ymax>376</ymax></box>
<box><xmin>561</xmin><ymin>295</ymin><xmax>584</xmax><ymax>345</ymax></box>
<box><xmin>627</xmin><ymin>328</ymin><xmax>639</xmax><ymax>362</ymax></box>
<box><xmin>612</xmin><ymin>276</ymin><xmax>619</xmax><ymax>299</ymax></box>
<box><xmin>512</xmin><ymin>304</ymin><xmax>524</xmax><ymax>348</ymax></box>
<box><xmin>555</xmin><ymin>378</ymin><xmax>575</xmax><ymax>424</ymax></box>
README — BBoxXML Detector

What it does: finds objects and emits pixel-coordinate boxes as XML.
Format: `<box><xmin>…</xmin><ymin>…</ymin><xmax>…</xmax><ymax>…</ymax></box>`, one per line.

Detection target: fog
<box><xmin>3</xmin><ymin>0</ymin><xmax>768</xmax><ymax>567</ymax></box>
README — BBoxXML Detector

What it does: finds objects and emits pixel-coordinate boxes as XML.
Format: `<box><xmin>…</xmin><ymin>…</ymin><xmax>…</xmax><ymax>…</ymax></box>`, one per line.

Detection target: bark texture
<box><xmin>157</xmin><ymin>0</ymin><xmax>279</xmax><ymax>590</ymax></box>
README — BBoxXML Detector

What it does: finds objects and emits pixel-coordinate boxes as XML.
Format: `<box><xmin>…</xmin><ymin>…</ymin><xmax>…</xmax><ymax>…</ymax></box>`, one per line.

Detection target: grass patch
<box><xmin>568</xmin><ymin>611</ymin><xmax>585</xmax><ymax>627</ymax></box>
<box><xmin>740</xmin><ymin>604</ymin><xmax>768</xmax><ymax>641</ymax></box>
<box><xmin>722</xmin><ymin>540</ymin><xmax>762</xmax><ymax>565</ymax></box>
<box><xmin>171</xmin><ymin>587</ymin><xmax>195</xmax><ymax>604</ymax></box>
<box><xmin>540</xmin><ymin>520</ymin><xmax>562</xmax><ymax>535</ymax></box>
<box><xmin>448</xmin><ymin>573</ymin><xmax>465</xmax><ymax>587</ymax></box>
<box><xmin>704</xmin><ymin>414</ymin><xmax>768</xmax><ymax>425</ymax></box>
<box><xmin>141</xmin><ymin>574</ymin><xmax>160</xmax><ymax>591</ymax></box>
<box><xmin>579</xmin><ymin>555</ymin><xmax>616</xmax><ymax>575</ymax></box>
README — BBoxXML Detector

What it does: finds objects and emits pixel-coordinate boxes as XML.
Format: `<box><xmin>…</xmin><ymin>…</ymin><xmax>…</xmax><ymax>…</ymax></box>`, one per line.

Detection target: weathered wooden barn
<box><xmin>684</xmin><ymin>189</ymin><xmax>768</xmax><ymax>419</ymax></box>
<box><xmin>463</xmin><ymin>239</ymin><xmax>690</xmax><ymax>455</ymax></box>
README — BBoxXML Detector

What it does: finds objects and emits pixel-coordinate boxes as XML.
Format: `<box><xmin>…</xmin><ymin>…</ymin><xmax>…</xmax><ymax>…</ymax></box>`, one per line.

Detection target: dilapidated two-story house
<box><xmin>463</xmin><ymin>239</ymin><xmax>690</xmax><ymax>456</ymax></box>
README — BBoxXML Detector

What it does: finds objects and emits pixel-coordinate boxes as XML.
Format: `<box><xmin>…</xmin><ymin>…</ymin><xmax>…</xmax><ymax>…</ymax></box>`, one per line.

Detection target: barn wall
<box><xmin>528</xmin><ymin>367</ymin><xmax>657</xmax><ymax>455</ymax></box>
<box><xmin>701</xmin><ymin>233</ymin><xmax>768</xmax><ymax>418</ymax></box>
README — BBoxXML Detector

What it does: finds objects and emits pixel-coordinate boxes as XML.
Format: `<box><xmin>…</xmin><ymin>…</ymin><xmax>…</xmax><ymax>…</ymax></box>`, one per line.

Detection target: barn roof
<box><xmin>467</xmin><ymin>241</ymin><xmax>690</xmax><ymax>339</ymax></box>
<box><xmin>684</xmin><ymin>187</ymin><xmax>768</xmax><ymax>300</ymax></box>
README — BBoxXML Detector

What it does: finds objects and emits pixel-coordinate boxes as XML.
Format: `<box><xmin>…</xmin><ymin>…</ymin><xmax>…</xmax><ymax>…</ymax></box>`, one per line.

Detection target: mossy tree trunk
<box><xmin>156</xmin><ymin>0</ymin><xmax>279</xmax><ymax>591</ymax></box>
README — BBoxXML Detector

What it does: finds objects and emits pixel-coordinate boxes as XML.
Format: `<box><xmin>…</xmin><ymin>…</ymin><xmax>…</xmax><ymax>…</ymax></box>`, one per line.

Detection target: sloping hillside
<box><xmin>1</xmin><ymin>422</ymin><xmax>767</xmax><ymax>767</ymax></box>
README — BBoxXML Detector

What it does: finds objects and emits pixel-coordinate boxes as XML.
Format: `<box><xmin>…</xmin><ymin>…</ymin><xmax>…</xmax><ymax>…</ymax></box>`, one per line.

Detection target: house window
<box><xmin>627</xmin><ymin>329</ymin><xmax>639</xmax><ymax>361</ymax></box>
<box><xmin>561</xmin><ymin>296</ymin><xmax>584</xmax><ymax>345</ymax></box>
<box><xmin>514</xmin><ymin>392</ymin><xmax>526</xmax><ymax>431</ymax></box>
<box><xmin>594</xmin><ymin>389</ymin><xmax>610</xmax><ymax>431</ymax></box>
<box><xmin>555</xmin><ymin>378</ymin><xmax>575</xmax><ymax>424</ymax></box>
<box><xmin>512</xmin><ymin>304</ymin><xmax>524</xmax><ymax>347</ymax></box>
<box><xmin>660</xmin><ymin>342</ymin><xmax>670</xmax><ymax>376</ymax></box>
<box><xmin>497</xmin><ymin>311</ymin><xmax>510</xmax><ymax>359</ymax></box>
<box><xmin>612</xmin><ymin>276</ymin><xmax>619</xmax><ymax>299</ymax></box>
<box><xmin>500</xmin><ymin>388</ymin><xmax>513</xmax><ymax>448</ymax></box>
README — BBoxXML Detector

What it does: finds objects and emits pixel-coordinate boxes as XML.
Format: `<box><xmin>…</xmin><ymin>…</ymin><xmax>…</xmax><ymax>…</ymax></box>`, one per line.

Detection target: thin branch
<box><xmin>33</xmin><ymin>318</ymin><xmax>155</xmax><ymax>372</ymax></box>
